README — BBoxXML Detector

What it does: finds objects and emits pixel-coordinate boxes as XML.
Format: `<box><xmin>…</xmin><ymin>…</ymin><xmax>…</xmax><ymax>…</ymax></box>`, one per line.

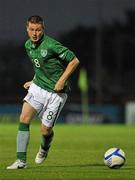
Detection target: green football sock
<box><xmin>17</xmin><ymin>122</ymin><xmax>30</xmax><ymax>162</ymax></box>
<box><xmin>41</xmin><ymin>131</ymin><xmax>54</xmax><ymax>152</ymax></box>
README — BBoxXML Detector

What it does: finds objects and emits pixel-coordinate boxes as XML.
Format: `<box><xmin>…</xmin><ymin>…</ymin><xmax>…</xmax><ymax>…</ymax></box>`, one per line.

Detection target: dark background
<box><xmin>1</xmin><ymin>0</ymin><xmax>135</xmax><ymax>105</ymax></box>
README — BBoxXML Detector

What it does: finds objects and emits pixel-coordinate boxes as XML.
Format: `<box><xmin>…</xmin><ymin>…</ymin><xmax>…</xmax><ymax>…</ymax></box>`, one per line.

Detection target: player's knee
<box><xmin>41</xmin><ymin>124</ymin><xmax>52</xmax><ymax>135</ymax></box>
<box><xmin>20</xmin><ymin>113</ymin><xmax>31</xmax><ymax>123</ymax></box>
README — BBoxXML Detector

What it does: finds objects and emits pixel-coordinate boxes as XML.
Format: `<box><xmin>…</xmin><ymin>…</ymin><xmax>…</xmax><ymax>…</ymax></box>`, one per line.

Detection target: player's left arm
<box><xmin>54</xmin><ymin>57</ymin><xmax>80</xmax><ymax>92</ymax></box>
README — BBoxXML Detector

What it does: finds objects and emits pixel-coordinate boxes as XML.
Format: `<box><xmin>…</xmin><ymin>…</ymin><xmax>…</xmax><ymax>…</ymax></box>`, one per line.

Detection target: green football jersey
<box><xmin>25</xmin><ymin>35</ymin><xmax>76</xmax><ymax>93</ymax></box>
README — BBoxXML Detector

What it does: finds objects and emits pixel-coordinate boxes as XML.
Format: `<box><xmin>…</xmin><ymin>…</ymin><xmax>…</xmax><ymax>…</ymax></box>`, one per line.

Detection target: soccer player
<box><xmin>7</xmin><ymin>15</ymin><xmax>79</xmax><ymax>169</ymax></box>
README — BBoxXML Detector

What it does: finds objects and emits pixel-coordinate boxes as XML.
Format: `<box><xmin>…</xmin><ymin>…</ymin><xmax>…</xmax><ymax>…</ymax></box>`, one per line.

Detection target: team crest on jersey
<box><xmin>41</xmin><ymin>49</ymin><xmax>47</xmax><ymax>57</ymax></box>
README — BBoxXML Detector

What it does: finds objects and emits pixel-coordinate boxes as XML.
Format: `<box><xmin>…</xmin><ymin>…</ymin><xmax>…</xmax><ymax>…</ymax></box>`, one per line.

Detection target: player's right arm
<box><xmin>54</xmin><ymin>57</ymin><xmax>79</xmax><ymax>92</ymax></box>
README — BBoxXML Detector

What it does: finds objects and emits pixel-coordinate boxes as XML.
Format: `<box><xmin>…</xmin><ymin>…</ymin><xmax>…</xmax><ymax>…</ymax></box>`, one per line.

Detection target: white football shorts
<box><xmin>24</xmin><ymin>83</ymin><xmax>67</xmax><ymax>127</ymax></box>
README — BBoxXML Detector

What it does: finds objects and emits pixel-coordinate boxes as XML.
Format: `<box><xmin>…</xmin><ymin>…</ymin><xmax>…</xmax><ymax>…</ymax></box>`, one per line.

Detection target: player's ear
<box><xmin>26</xmin><ymin>23</ymin><xmax>30</xmax><ymax>32</ymax></box>
<box><xmin>26</xmin><ymin>21</ymin><xmax>29</xmax><ymax>31</ymax></box>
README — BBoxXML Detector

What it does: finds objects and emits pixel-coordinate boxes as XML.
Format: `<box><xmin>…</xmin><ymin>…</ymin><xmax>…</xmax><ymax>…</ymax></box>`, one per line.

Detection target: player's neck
<box><xmin>31</xmin><ymin>35</ymin><xmax>44</xmax><ymax>47</ymax></box>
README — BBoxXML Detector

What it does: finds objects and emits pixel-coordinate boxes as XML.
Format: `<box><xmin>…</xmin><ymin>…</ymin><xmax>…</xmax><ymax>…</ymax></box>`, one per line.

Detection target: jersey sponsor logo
<box><xmin>41</xmin><ymin>49</ymin><xmax>47</xmax><ymax>57</ymax></box>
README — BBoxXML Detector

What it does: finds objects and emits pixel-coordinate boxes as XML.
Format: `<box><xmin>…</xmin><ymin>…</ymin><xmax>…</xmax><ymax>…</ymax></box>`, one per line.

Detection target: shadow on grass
<box><xmin>28</xmin><ymin>163</ymin><xmax>104</xmax><ymax>170</ymax></box>
<box><xmin>28</xmin><ymin>163</ymin><xmax>134</xmax><ymax>171</ymax></box>
<box><xmin>47</xmin><ymin>163</ymin><xmax>104</xmax><ymax>168</ymax></box>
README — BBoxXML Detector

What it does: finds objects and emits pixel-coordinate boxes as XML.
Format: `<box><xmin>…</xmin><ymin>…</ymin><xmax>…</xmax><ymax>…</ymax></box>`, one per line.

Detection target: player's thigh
<box><xmin>20</xmin><ymin>102</ymin><xmax>37</xmax><ymax>123</ymax></box>
<box><xmin>41</xmin><ymin>93</ymin><xmax>67</xmax><ymax>127</ymax></box>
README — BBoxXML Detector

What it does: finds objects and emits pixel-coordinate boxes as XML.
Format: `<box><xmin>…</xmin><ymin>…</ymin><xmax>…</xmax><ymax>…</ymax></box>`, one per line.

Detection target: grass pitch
<box><xmin>0</xmin><ymin>122</ymin><xmax>135</xmax><ymax>180</ymax></box>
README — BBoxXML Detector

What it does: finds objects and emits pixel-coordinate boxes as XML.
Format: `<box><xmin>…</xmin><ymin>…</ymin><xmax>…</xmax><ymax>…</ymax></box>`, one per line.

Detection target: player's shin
<box><xmin>41</xmin><ymin>130</ymin><xmax>54</xmax><ymax>152</ymax></box>
<box><xmin>17</xmin><ymin>122</ymin><xmax>30</xmax><ymax>162</ymax></box>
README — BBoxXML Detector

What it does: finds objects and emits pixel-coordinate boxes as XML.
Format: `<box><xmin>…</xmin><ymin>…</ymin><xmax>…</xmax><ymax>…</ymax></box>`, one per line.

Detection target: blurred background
<box><xmin>1</xmin><ymin>0</ymin><xmax>135</xmax><ymax>124</ymax></box>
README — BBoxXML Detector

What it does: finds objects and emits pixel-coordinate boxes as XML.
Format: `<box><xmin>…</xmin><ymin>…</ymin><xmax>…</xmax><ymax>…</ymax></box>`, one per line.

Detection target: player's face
<box><xmin>27</xmin><ymin>22</ymin><xmax>44</xmax><ymax>43</ymax></box>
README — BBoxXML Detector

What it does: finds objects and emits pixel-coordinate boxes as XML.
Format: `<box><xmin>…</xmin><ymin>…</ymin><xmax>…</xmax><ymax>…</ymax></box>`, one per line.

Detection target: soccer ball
<box><xmin>104</xmin><ymin>148</ymin><xmax>126</xmax><ymax>169</ymax></box>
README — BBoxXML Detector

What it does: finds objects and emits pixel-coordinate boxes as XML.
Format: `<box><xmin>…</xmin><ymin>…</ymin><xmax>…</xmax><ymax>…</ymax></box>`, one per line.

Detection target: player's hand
<box><xmin>23</xmin><ymin>81</ymin><xmax>32</xmax><ymax>89</ymax></box>
<box><xmin>54</xmin><ymin>80</ymin><xmax>65</xmax><ymax>92</ymax></box>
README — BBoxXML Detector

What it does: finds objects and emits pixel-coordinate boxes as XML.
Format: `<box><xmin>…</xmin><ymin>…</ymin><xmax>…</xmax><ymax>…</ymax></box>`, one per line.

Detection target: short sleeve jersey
<box><xmin>25</xmin><ymin>35</ymin><xmax>76</xmax><ymax>93</ymax></box>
